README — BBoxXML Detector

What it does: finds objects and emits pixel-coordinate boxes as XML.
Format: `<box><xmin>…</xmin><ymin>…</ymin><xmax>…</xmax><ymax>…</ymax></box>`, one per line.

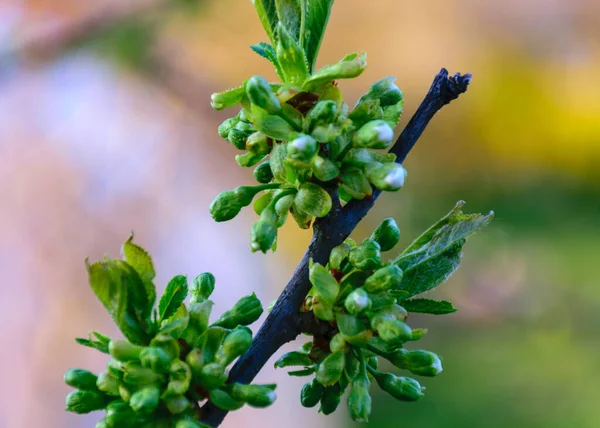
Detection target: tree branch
<box><xmin>199</xmin><ymin>68</ymin><xmax>472</xmax><ymax>426</ymax></box>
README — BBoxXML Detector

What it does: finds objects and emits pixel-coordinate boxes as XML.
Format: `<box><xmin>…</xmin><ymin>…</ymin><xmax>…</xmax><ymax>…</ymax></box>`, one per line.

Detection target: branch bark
<box><xmin>199</xmin><ymin>68</ymin><xmax>472</xmax><ymax>426</ymax></box>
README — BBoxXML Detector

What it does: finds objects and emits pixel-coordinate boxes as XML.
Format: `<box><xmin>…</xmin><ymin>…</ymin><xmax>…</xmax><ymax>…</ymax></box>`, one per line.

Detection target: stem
<box><xmin>199</xmin><ymin>68</ymin><xmax>472</xmax><ymax>427</ymax></box>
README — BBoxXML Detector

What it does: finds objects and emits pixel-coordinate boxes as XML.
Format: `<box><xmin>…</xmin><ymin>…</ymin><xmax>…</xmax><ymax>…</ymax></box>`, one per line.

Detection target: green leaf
<box><xmin>309</xmin><ymin>261</ymin><xmax>340</xmax><ymax>305</ymax></box>
<box><xmin>288</xmin><ymin>368</ymin><xmax>316</xmax><ymax>377</ymax></box>
<box><xmin>276</xmin><ymin>23</ymin><xmax>309</xmax><ymax>85</ymax></box>
<box><xmin>300</xmin><ymin>0</ymin><xmax>335</xmax><ymax>71</ymax></box>
<box><xmin>274</xmin><ymin>351</ymin><xmax>313</xmax><ymax>368</ymax></box>
<box><xmin>251</xmin><ymin>104</ymin><xmax>296</xmax><ymax>140</ymax></box>
<box><xmin>211</xmin><ymin>84</ymin><xmax>247</xmax><ymax>110</ymax></box>
<box><xmin>87</xmin><ymin>259</ymin><xmax>152</xmax><ymax>345</ymax></box>
<box><xmin>122</xmin><ymin>234</ymin><xmax>156</xmax><ymax>311</ymax></box>
<box><xmin>401</xmin><ymin>298</ymin><xmax>457</xmax><ymax>315</ymax></box>
<box><xmin>159</xmin><ymin>304</ymin><xmax>190</xmax><ymax>338</ymax></box>
<box><xmin>394</xmin><ymin>201</ymin><xmax>493</xmax><ymax>297</ymax></box>
<box><xmin>276</xmin><ymin>0</ymin><xmax>302</xmax><ymax>41</ymax></box>
<box><xmin>75</xmin><ymin>332</ymin><xmax>111</xmax><ymax>354</ymax></box>
<box><xmin>252</xmin><ymin>0</ymin><xmax>279</xmax><ymax>46</ymax></box>
<box><xmin>269</xmin><ymin>142</ymin><xmax>289</xmax><ymax>182</ymax></box>
<box><xmin>250</xmin><ymin>42</ymin><xmax>285</xmax><ymax>81</ymax></box>
<box><xmin>158</xmin><ymin>275</ymin><xmax>188</xmax><ymax>323</ymax></box>
<box><xmin>302</xmin><ymin>52</ymin><xmax>367</xmax><ymax>91</ymax></box>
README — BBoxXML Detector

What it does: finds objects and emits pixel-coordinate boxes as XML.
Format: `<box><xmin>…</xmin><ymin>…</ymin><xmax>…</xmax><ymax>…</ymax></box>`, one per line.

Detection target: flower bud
<box><xmin>354</xmin><ymin>119</ymin><xmax>394</xmax><ymax>149</ymax></box>
<box><xmin>312</xmin><ymin>294</ymin><xmax>335</xmax><ymax>321</ymax></box>
<box><xmin>372</xmin><ymin>372</ymin><xmax>424</xmax><ymax>401</ymax></box>
<box><xmin>311</xmin><ymin>155</ymin><xmax>340</xmax><ymax>182</ymax></box>
<box><xmin>328</xmin><ymin>243</ymin><xmax>350</xmax><ymax>271</ymax></box>
<box><xmin>118</xmin><ymin>384</ymin><xmax>131</xmax><ymax>402</ymax></box>
<box><xmin>344</xmin><ymin>288</ymin><xmax>372</xmax><ymax>315</ymax></box>
<box><xmin>108</xmin><ymin>340</ymin><xmax>143</xmax><ymax>362</ymax></box>
<box><xmin>227</xmin><ymin>128</ymin><xmax>252</xmax><ymax>150</ymax></box>
<box><xmin>253</xmin><ymin>161</ymin><xmax>274</xmax><ymax>184</ymax></box>
<box><xmin>150</xmin><ymin>334</ymin><xmax>180</xmax><ymax>360</ymax></box>
<box><xmin>250</xmin><ymin>216</ymin><xmax>278</xmax><ymax>253</ymax></box>
<box><xmin>343</xmin><ymin>148</ymin><xmax>396</xmax><ymax>168</ymax></box>
<box><xmin>287</xmin><ymin>134</ymin><xmax>318</xmax><ymax>165</ymax></box>
<box><xmin>230</xmin><ymin>383</ymin><xmax>277</xmax><ymax>408</ymax></box>
<box><xmin>123</xmin><ymin>363</ymin><xmax>163</xmax><ymax>386</ymax></box>
<box><xmin>209</xmin><ymin>389</ymin><xmax>245</xmax><ymax>411</ymax></box>
<box><xmin>301</xmin><ymin>378</ymin><xmax>325</xmax><ymax>408</ymax></box>
<box><xmin>366</xmin><ymin>162</ymin><xmax>407</xmax><ymax>191</ymax></box>
<box><xmin>308</xmin><ymin>100</ymin><xmax>337</xmax><ymax>126</ymax></box>
<box><xmin>336</xmin><ymin>312</ymin><xmax>373</xmax><ymax>346</ymax></box>
<box><xmin>139</xmin><ymin>347</ymin><xmax>171</xmax><ymax>374</ymax></box>
<box><xmin>191</xmin><ymin>272</ymin><xmax>215</xmax><ymax>304</ymax></box>
<box><xmin>348</xmin><ymin>240</ymin><xmax>382</xmax><ymax>270</ymax></box>
<box><xmin>349</xmin><ymin>99</ymin><xmax>383</xmax><ymax>128</ymax></box>
<box><xmin>339</xmin><ymin>168</ymin><xmax>373</xmax><ymax>200</ymax></box>
<box><xmin>96</xmin><ymin>370</ymin><xmax>120</xmax><ymax>396</ymax></box>
<box><xmin>364</xmin><ymin>265</ymin><xmax>404</xmax><ymax>293</ymax></box>
<box><xmin>370</xmin><ymin>218</ymin><xmax>400</xmax><ymax>251</ymax></box>
<box><xmin>319</xmin><ymin>384</ymin><xmax>342</xmax><ymax>415</ymax></box>
<box><xmin>65</xmin><ymin>390</ymin><xmax>107</xmax><ymax>414</ymax></box>
<box><xmin>329</xmin><ymin>333</ymin><xmax>348</xmax><ymax>354</ymax></box>
<box><xmin>347</xmin><ymin>373</ymin><xmax>371</xmax><ymax>422</ymax></box>
<box><xmin>315</xmin><ymin>352</ymin><xmax>345</xmax><ymax>386</ymax></box>
<box><xmin>64</xmin><ymin>369</ymin><xmax>98</xmax><ymax>391</ymax></box>
<box><xmin>215</xmin><ymin>326</ymin><xmax>253</xmax><ymax>366</ymax></box>
<box><xmin>105</xmin><ymin>400</ymin><xmax>136</xmax><ymax>426</ymax></box>
<box><xmin>217</xmin><ymin>117</ymin><xmax>237</xmax><ymax>139</ymax></box>
<box><xmin>166</xmin><ymin>360</ymin><xmax>192</xmax><ymax>396</ymax></box>
<box><xmin>246</xmin><ymin>75</ymin><xmax>282</xmax><ymax>115</ymax></box>
<box><xmin>311</xmin><ymin>123</ymin><xmax>342</xmax><ymax>143</ymax></box>
<box><xmin>246</xmin><ymin>132</ymin><xmax>271</xmax><ymax>155</ymax></box>
<box><xmin>294</xmin><ymin>183</ymin><xmax>333</xmax><ymax>218</ymax></box>
<box><xmin>197</xmin><ymin>363</ymin><xmax>227</xmax><ymax>390</ymax></box>
<box><xmin>387</xmin><ymin>349</ymin><xmax>443</xmax><ymax>377</ymax></box>
<box><xmin>185</xmin><ymin>348</ymin><xmax>204</xmax><ymax>375</ymax></box>
<box><xmin>212</xmin><ymin>293</ymin><xmax>263</xmax><ymax>328</ymax></box>
<box><xmin>370</xmin><ymin>316</ymin><xmax>412</xmax><ymax>344</ymax></box>
<box><xmin>164</xmin><ymin>394</ymin><xmax>191</xmax><ymax>414</ymax></box>
<box><xmin>188</xmin><ymin>300</ymin><xmax>213</xmax><ymax>334</ymax></box>
<box><xmin>358</xmin><ymin>76</ymin><xmax>403</xmax><ymax>107</ymax></box>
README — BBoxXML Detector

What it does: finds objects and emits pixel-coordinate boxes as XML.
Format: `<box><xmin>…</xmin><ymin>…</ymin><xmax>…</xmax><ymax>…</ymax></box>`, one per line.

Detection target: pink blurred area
<box><xmin>0</xmin><ymin>0</ymin><xmax>599</xmax><ymax>427</ymax></box>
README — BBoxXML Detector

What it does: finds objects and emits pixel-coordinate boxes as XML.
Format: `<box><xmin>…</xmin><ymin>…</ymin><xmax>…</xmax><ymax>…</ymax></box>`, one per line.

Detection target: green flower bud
<box><xmin>329</xmin><ymin>333</ymin><xmax>348</xmax><ymax>354</ymax></box>
<box><xmin>366</xmin><ymin>162</ymin><xmax>407</xmax><ymax>191</ymax></box>
<box><xmin>364</xmin><ymin>265</ymin><xmax>404</xmax><ymax>293</ymax></box>
<box><xmin>200</xmin><ymin>326</ymin><xmax>228</xmax><ymax>363</ymax></box>
<box><xmin>246</xmin><ymin>132</ymin><xmax>271</xmax><ymax>155</ymax></box>
<box><xmin>287</xmin><ymin>134</ymin><xmax>318</xmax><ymax>165</ymax></box>
<box><xmin>212</xmin><ymin>293</ymin><xmax>263</xmax><ymax>328</ymax></box>
<box><xmin>246</xmin><ymin>75</ymin><xmax>282</xmax><ymax>115</ymax></box>
<box><xmin>188</xmin><ymin>300</ymin><xmax>213</xmax><ymax>334</ymax></box>
<box><xmin>370</xmin><ymin>218</ymin><xmax>400</xmax><ymax>251</ymax></box>
<box><xmin>164</xmin><ymin>394</ymin><xmax>190</xmax><ymax>414</ymax></box>
<box><xmin>308</xmin><ymin>100</ymin><xmax>337</xmax><ymax>127</ymax></box>
<box><xmin>191</xmin><ymin>272</ymin><xmax>215</xmax><ymax>304</ymax></box>
<box><xmin>209</xmin><ymin>184</ymin><xmax>279</xmax><ymax>222</ymax></box>
<box><xmin>343</xmin><ymin>148</ymin><xmax>396</xmax><ymax>168</ymax></box>
<box><xmin>253</xmin><ymin>161</ymin><xmax>274</xmax><ymax>183</ymax></box>
<box><xmin>329</xmin><ymin>243</ymin><xmax>351</xmax><ymax>270</ymax></box>
<box><xmin>108</xmin><ymin>340</ymin><xmax>143</xmax><ymax>362</ymax></box>
<box><xmin>290</xmin><ymin>201</ymin><xmax>313</xmax><ymax>229</ymax></box>
<box><xmin>215</xmin><ymin>327</ymin><xmax>253</xmax><ymax>366</ymax></box>
<box><xmin>105</xmin><ymin>400</ymin><xmax>136</xmax><ymax>426</ymax></box>
<box><xmin>339</xmin><ymin>168</ymin><xmax>373</xmax><ymax>200</ymax></box>
<box><xmin>235</xmin><ymin>152</ymin><xmax>266</xmax><ymax>168</ymax></box>
<box><xmin>301</xmin><ymin>379</ymin><xmax>325</xmax><ymax>408</ymax></box>
<box><xmin>316</xmin><ymin>352</ymin><xmax>345</xmax><ymax>386</ymax></box>
<box><xmin>294</xmin><ymin>183</ymin><xmax>333</xmax><ymax>218</ymax></box>
<box><xmin>123</xmin><ymin>363</ymin><xmax>163</xmax><ymax>386</ymax></box>
<box><xmin>250</xmin><ymin>215</ymin><xmax>278</xmax><ymax>253</ymax></box>
<box><xmin>367</xmin><ymin>356</ymin><xmax>379</xmax><ymax>370</ymax></box>
<box><xmin>230</xmin><ymin>383</ymin><xmax>277</xmax><ymax>408</ymax></box>
<box><xmin>336</xmin><ymin>312</ymin><xmax>373</xmax><ymax>346</ymax></box>
<box><xmin>348</xmin><ymin>99</ymin><xmax>383</xmax><ymax>128</ymax></box>
<box><xmin>139</xmin><ymin>347</ymin><xmax>171</xmax><ymax>373</ymax></box>
<box><xmin>186</xmin><ymin>348</ymin><xmax>204</xmax><ymax>377</ymax></box>
<box><xmin>372</xmin><ymin>372</ymin><xmax>424</xmax><ymax>401</ymax></box>
<box><xmin>311</xmin><ymin>123</ymin><xmax>342</xmax><ymax>143</ymax></box>
<box><xmin>358</xmin><ymin>76</ymin><xmax>403</xmax><ymax>107</ymax></box>
<box><xmin>344</xmin><ymin>288</ymin><xmax>372</xmax><ymax>315</ymax></box>
<box><xmin>319</xmin><ymin>384</ymin><xmax>342</xmax><ymax>415</ymax></box>
<box><xmin>370</xmin><ymin>315</ymin><xmax>412</xmax><ymax>344</ymax></box>
<box><xmin>96</xmin><ymin>370</ymin><xmax>120</xmax><ymax>396</ymax></box>
<box><xmin>387</xmin><ymin>349</ymin><xmax>443</xmax><ymax>377</ymax></box>
<box><xmin>197</xmin><ymin>363</ymin><xmax>227</xmax><ymax>390</ymax></box>
<box><xmin>150</xmin><ymin>334</ymin><xmax>180</xmax><ymax>360</ymax></box>
<box><xmin>347</xmin><ymin>373</ymin><xmax>371</xmax><ymax>422</ymax></box>
<box><xmin>65</xmin><ymin>390</ymin><xmax>107</xmax><ymax>414</ymax></box>
<box><xmin>312</xmin><ymin>294</ymin><xmax>335</xmax><ymax>322</ymax></box>
<box><xmin>348</xmin><ymin>240</ymin><xmax>382</xmax><ymax>270</ymax></box>
<box><xmin>217</xmin><ymin>117</ymin><xmax>237</xmax><ymax>139</ymax></box>
<box><xmin>64</xmin><ymin>369</ymin><xmax>98</xmax><ymax>391</ymax></box>
<box><xmin>354</xmin><ymin>119</ymin><xmax>394</xmax><ymax>149</ymax></box>
<box><xmin>227</xmin><ymin>128</ymin><xmax>251</xmax><ymax>150</ymax></box>
<box><xmin>118</xmin><ymin>383</ymin><xmax>131</xmax><ymax>403</ymax></box>
<box><xmin>311</xmin><ymin>155</ymin><xmax>340</xmax><ymax>182</ymax></box>
<box><xmin>209</xmin><ymin>388</ymin><xmax>245</xmax><ymax>411</ymax></box>
<box><xmin>166</xmin><ymin>360</ymin><xmax>192</xmax><ymax>396</ymax></box>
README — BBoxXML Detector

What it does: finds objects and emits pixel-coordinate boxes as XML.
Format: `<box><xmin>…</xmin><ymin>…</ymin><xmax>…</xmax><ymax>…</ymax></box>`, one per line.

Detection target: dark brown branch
<box><xmin>199</xmin><ymin>68</ymin><xmax>472</xmax><ymax>426</ymax></box>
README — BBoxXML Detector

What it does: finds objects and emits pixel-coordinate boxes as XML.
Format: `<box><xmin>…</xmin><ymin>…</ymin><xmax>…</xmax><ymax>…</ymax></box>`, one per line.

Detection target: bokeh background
<box><xmin>1</xmin><ymin>0</ymin><xmax>599</xmax><ymax>427</ymax></box>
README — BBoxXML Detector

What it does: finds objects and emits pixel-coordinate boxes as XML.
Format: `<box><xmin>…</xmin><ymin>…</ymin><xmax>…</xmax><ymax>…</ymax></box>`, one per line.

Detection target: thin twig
<box><xmin>199</xmin><ymin>68</ymin><xmax>472</xmax><ymax>427</ymax></box>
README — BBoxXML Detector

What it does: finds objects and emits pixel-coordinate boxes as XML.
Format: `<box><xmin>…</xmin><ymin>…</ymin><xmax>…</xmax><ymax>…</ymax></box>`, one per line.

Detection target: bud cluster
<box><xmin>274</xmin><ymin>218</ymin><xmax>444</xmax><ymax>422</ymax></box>
<box><xmin>65</xmin><ymin>237</ymin><xmax>276</xmax><ymax>427</ymax></box>
<box><xmin>209</xmin><ymin>51</ymin><xmax>406</xmax><ymax>252</ymax></box>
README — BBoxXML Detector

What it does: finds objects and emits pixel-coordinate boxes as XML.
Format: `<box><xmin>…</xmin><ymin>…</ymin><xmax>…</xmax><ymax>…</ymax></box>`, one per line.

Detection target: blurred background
<box><xmin>1</xmin><ymin>0</ymin><xmax>599</xmax><ymax>427</ymax></box>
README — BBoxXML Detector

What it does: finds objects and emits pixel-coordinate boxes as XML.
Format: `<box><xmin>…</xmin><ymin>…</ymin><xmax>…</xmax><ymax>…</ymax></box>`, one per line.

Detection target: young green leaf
<box><xmin>75</xmin><ymin>332</ymin><xmax>111</xmax><ymax>354</ymax></box>
<box><xmin>210</xmin><ymin>85</ymin><xmax>247</xmax><ymax>110</ymax></box>
<box><xmin>122</xmin><ymin>234</ymin><xmax>156</xmax><ymax>310</ymax></box>
<box><xmin>287</xmin><ymin>368</ymin><xmax>316</xmax><ymax>377</ymax></box>
<box><xmin>250</xmin><ymin>42</ymin><xmax>285</xmax><ymax>81</ymax></box>
<box><xmin>302</xmin><ymin>52</ymin><xmax>367</xmax><ymax>91</ymax></box>
<box><xmin>252</xmin><ymin>0</ymin><xmax>279</xmax><ymax>46</ymax></box>
<box><xmin>158</xmin><ymin>275</ymin><xmax>188</xmax><ymax>323</ymax></box>
<box><xmin>309</xmin><ymin>262</ymin><xmax>340</xmax><ymax>305</ymax></box>
<box><xmin>393</xmin><ymin>201</ymin><xmax>493</xmax><ymax>297</ymax></box>
<box><xmin>251</xmin><ymin>104</ymin><xmax>296</xmax><ymax>140</ymax></box>
<box><xmin>276</xmin><ymin>0</ymin><xmax>302</xmax><ymax>41</ymax></box>
<box><xmin>276</xmin><ymin>23</ymin><xmax>309</xmax><ymax>85</ymax></box>
<box><xmin>300</xmin><ymin>0</ymin><xmax>335</xmax><ymax>71</ymax></box>
<box><xmin>401</xmin><ymin>298</ymin><xmax>457</xmax><ymax>315</ymax></box>
<box><xmin>87</xmin><ymin>259</ymin><xmax>152</xmax><ymax>345</ymax></box>
<box><xmin>274</xmin><ymin>351</ymin><xmax>313</xmax><ymax>368</ymax></box>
